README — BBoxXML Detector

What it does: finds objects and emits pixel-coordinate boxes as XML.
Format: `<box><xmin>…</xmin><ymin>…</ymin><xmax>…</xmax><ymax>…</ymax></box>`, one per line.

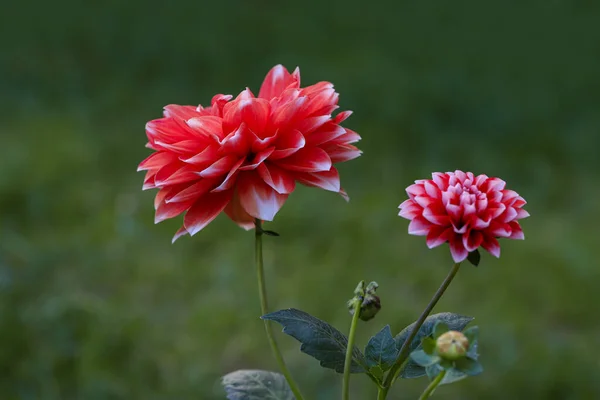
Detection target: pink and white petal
<box><xmin>414</xmin><ymin>195</ymin><xmax>437</xmax><ymax>209</ymax></box>
<box><xmin>406</xmin><ymin>183</ymin><xmax>426</xmax><ymax>198</ymax></box>
<box><xmin>183</xmin><ymin>191</ymin><xmax>232</xmax><ymax>236</ymax></box>
<box><xmin>408</xmin><ymin>216</ymin><xmax>432</xmax><ymax>236</ymax></box>
<box><xmin>271</xmin><ymin>97</ymin><xmax>308</xmax><ymax>129</ymax></box>
<box><xmin>199</xmin><ymin>155</ymin><xmax>241</xmax><ymax>178</ymax></box>
<box><xmin>481</xmin><ymin>235</ymin><xmax>501</xmax><ymax>258</ymax></box>
<box><xmin>422</xmin><ymin>204</ymin><xmax>451</xmax><ymax>225</ymax></box>
<box><xmin>500</xmin><ymin>206</ymin><xmax>518</xmax><ymax>223</ymax></box>
<box><xmin>238</xmin><ymin>171</ymin><xmax>289</xmax><ymax>221</ymax></box>
<box><xmin>508</xmin><ymin>221</ymin><xmax>525</xmax><ymax>239</ymax></box>
<box><xmin>516</xmin><ymin>208</ymin><xmax>530</xmax><ymax>220</ymax></box>
<box><xmin>294</xmin><ymin>167</ymin><xmax>341</xmax><ymax>193</ymax></box>
<box><xmin>257</xmin><ymin>163</ymin><xmax>296</xmax><ymax>194</ymax></box>
<box><xmin>171</xmin><ymin>226</ymin><xmax>189</xmax><ymax>243</ymax></box>
<box><xmin>426</xmin><ymin>226</ymin><xmax>453</xmax><ymax>248</ymax></box>
<box><xmin>223</xmin><ymin>95</ymin><xmax>270</xmax><ymax>135</ymax></box>
<box><xmin>258</xmin><ymin>65</ymin><xmax>298</xmax><ymax>99</ymax></box>
<box><xmin>153</xmin><ymin>139</ymin><xmax>205</xmax><ymax>154</ymax></box>
<box><xmin>431</xmin><ymin>172</ymin><xmax>450</xmax><ymax>190</ymax></box>
<box><xmin>138</xmin><ymin>152</ymin><xmax>178</xmax><ymax>171</ymax></box>
<box><xmin>219</xmin><ymin>123</ymin><xmax>253</xmax><ymax>157</ymax></box>
<box><xmin>142</xmin><ymin>170</ymin><xmax>158</xmax><ymax>190</ymax></box>
<box><xmin>463</xmin><ymin>230</ymin><xmax>484</xmax><ymax>252</ymax></box>
<box><xmin>339</xmin><ymin>188</ymin><xmax>350</xmax><ymax>202</ymax></box>
<box><xmin>488</xmin><ymin>221</ymin><xmax>512</xmax><ymax>238</ymax></box>
<box><xmin>274</xmin><ymin>147</ymin><xmax>332</xmax><ymax>172</ymax></box>
<box><xmin>449</xmin><ymin>235</ymin><xmax>469</xmax><ymax>263</ymax></box>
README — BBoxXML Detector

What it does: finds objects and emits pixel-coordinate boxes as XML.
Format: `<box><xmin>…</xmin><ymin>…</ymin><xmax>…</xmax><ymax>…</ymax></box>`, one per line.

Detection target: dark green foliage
<box><xmin>364</xmin><ymin>325</ymin><xmax>399</xmax><ymax>371</ymax></box>
<box><xmin>397</xmin><ymin>313</ymin><xmax>473</xmax><ymax>379</ymax></box>
<box><xmin>222</xmin><ymin>370</ymin><xmax>294</xmax><ymax>400</ymax></box>
<box><xmin>262</xmin><ymin>309</ymin><xmax>366</xmax><ymax>373</ymax></box>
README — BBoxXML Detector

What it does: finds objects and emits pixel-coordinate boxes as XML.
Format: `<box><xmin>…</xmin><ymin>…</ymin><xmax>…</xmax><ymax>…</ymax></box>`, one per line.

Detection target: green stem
<box><xmin>380</xmin><ymin>262</ymin><xmax>462</xmax><ymax>397</ymax></box>
<box><xmin>418</xmin><ymin>370</ymin><xmax>446</xmax><ymax>400</ymax></box>
<box><xmin>255</xmin><ymin>219</ymin><xmax>304</xmax><ymax>400</ymax></box>
<box><xmin>342</xmin><ymin>299</ymin><xmax>362</xmax><ymax>400</ymax></box>
<box><xmin>377</xmin><ymin>387</ymin><xmax>386</xmax><ymax>400</ymax></box>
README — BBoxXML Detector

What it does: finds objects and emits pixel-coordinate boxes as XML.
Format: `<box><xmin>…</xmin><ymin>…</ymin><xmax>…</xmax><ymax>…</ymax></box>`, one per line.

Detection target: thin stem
<box><xmin>342</xmin><ymin>299</ymin><xmax>362</xmax><ymax>400</ymax></box>
<box><xmin>418</xmin><ymin>370</ymin><xmax>446</xmax><ymax>400</ymax></box>
<box><xmin>377</xmin><ymin>387</ymin><xmax>386</xmax><ymax>400</ymax></box>
<box><xmin>255</xmin><ymin>219</ymin><xmax>304</xmax><ymax>400</ymax></box>
<box><xmin>380</xmin><ymin>262</ymin><xmax>462</xmax><ymax>396</ymax></box>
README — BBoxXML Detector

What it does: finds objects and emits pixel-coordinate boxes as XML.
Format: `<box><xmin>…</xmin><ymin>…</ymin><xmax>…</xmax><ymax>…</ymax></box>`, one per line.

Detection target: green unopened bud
<box><xmin>347</xmin><ymin>281</ymin><xmax>381</xmax><ymax>321</ymax></box>
<box><xmin>436</xmin><ymin>330</ymin><xmax>469</xmax><ymax>361</ymax></box>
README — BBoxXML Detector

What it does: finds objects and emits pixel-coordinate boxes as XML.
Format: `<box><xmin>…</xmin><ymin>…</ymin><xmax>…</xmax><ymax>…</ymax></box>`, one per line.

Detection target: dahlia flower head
<box><xmin>398</xmin><ymin>170</ymin><xmax>529</xmax><ymax>263</ymax></box>
<box><xmin>138</xmin><ymin>65</ymin><xmax>362</xmax><ymax>241</ymax></box>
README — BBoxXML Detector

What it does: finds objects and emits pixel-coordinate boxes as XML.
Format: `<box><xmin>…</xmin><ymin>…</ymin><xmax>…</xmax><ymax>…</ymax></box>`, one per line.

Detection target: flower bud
<box><xmin>347</xmin><ymin>281</ymin><xmax>381</xmax><ymax>321</ymax></box>
<box><xmin>436</xmin><ymin>330</ymin><xmax>469</xmax><ymax>361</ymax></box>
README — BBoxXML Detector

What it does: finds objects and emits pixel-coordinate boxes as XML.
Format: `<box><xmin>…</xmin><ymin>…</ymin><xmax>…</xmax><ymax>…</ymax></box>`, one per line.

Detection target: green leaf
<box><xmin>439</xmin><ymin>368</ymin><xmax>468</xmax><ymax>385</ymax></box>
<box><xmin>455</xmin><ymin>358</ymin><xmax>484</xmax><ymax>376</ymax></box>
<box><xmin>432</xmin><ymin>321</ymin><xmax>449</xmax><ymax>339</ymax></box>
<box><xmin>396</xmin><ymin>313</ymin><xmax>474</xmax><ymax>379</ymax></box>
<box><xmin>365</xmin><ymin>325</ymin><xmax>399</xmax><ymax>370</ymax></box>
<box><xmin>222</xmin><ymin>370</ymin><xmax>295</xmax><ymax>400</ymax></box>
<box><xmin>467</xmin><ymin>249</ymin><xmax>481</xmax><ymax>266</ymax></box>
<box><xmin>467</xmin><ymin>340</ymin><xmax>479</xmax><ymax>360</ymax></box>
<box><xmin>422</xmin><ymin>337</ymin><xmax>436</xmax><ymax>355</ymax></box>
<box><xmin>463</xmin><ymin>326</ymin><xmax>479</xmax><ymax>344</ymax></box>
<box><xmin>368</xmin><ymin>365</ymin><xmax>384</xmax><ymax>383</ymax></box>
<box><xmin>262</xmin><ymin>308</ymin><xmax>367</xmax><ymax>373</ymax></box>
<box><xmin>410</xmin><ymin>349</ymin><xmax>440</xmax><ymax>367</ymax></box>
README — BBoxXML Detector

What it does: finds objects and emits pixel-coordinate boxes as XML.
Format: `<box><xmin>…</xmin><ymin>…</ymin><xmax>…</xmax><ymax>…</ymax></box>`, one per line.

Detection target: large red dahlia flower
<box><xmin>138</xmin><ymin>65</ymin><xmax>361</xmax><ymax>241</ymax></box>
<box><xmin>398</xmin><ymin>170</ymin><xmax>529</xmax><ymax>263</ymax></box>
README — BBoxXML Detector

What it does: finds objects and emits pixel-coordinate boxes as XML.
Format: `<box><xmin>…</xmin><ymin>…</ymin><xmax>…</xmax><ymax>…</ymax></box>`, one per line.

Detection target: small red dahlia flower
<box><xmin>398</xmin><ymin>170</ymin><xmax>529</xmax><ymax>263</ymax></box>
<box><xmin>138</xmin><ymin>65</ymin><xmax>361</xmax><ymax>241</ymax></box>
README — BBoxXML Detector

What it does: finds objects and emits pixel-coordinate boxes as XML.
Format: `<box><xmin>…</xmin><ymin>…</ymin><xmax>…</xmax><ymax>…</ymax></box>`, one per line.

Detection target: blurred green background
<box><xmin>1</xmin><ymin>0</ymin><xmax>599</xmax><ymax>399</ymax></box>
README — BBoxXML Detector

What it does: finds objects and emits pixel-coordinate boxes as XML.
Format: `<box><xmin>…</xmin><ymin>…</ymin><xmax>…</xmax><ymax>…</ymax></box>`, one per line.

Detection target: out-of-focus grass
<box><xmin>1</xmin><ymin>0</ymin><xmax>600</xmax><ymax>399</ymax></box>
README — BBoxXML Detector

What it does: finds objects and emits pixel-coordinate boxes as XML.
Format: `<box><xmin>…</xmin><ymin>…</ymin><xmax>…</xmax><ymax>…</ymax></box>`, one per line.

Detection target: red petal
<box><xmin>224</xmin><ymin>190</ymin><xmax>256</xmax><ymax>230</ymax></box>
<box><xmin>186</xmin><ymin>116</ymin><xmax>224</xmax><ymax>141</ymax></box>
<box><xmin>171</xmin><ymin>226</ymin><xmax>189</xmax><ymax>243</ymax></box>
<box><xmin>239</xmin><ymin>147</ymin><xmax>276</xmax><ymax>170</ymax></box>
<box><xmin>270</xmin><ymin>129</ymin><xmax>306</xmax><ymax>159</ymax></box>
<box><xmin>294</xmin><ymin>167</ymin><xmax>341</xmax><ymax>193</ymax></box>
<box><xmin>274</xmin><ymin>147</ymin><xmax>332</xmax><ymax>172</ymax></box>
<box><xmin>138</xmin><ymin>152</ymin><xmax>177</xmax><ymax>171</ymax></box>
<box><xmin>294</xmin><ymin>115</ymin><xmax>331</xmax><ymax>135</ymax></box>
<box><xmin>183</xmin><ymin>191</ymin><xmax>232</xmax><ymax>235</ymax></box>
<box><xmin>163</xmin><ymin>105</ymin><xmax>200</xmax><ymax>120</ymax></box>
<box><xmin>237</xmin><ymin>171</ymin><xmax>289</xmax><ymax>221</ymax></box>
<box><xmin>219</xmin><ymin>123</ymin><xmax>254</xmax><ymax>157</ymax></box>
<box><xmin>154</xmin><ymin>139</ymin><xmax>205</xmax><ymax>154</ymax></box>
<box><xmin>322</xmin><ymin>143</ymin><xmax>362</xmax><ymax>163</ymax></box>
<box><xmin>166</xmin><ymin>179</ymin><xmax>219</xmax><ymax>203</ymax></box>
<box><xmin>333</xmin><ymin>110</ymin><xmax>353</xmax><ymax>124</ymax></box>
<box><xmin>180</xmin><ymin>145</ymin><xmax>219</xmax><ymax>166</ymax></box>
<box><xmin>305</xmin><ymin>125</ymin><xmax>346</xmax><ymax>147</ymax></box>
<box><xmin>212</xmin><ymin>158</ymin><xmax>244</xmax><ymax>192</ymax></box>
<box><xmin>508</xmin><ymin>221</ymin><xmax>525</xmax><ymax>239</ymax></box>
<box><xmin>199</xmin><ymin>155</ymin><xmax>241</xmax><ymax>178</ymax></box>
<box><xmin>223</xmin><ymin>93</ymin><xmax>270</xmax><ymax>135</ymax></box>
<box><xmin>257</xmin><ymin>163</ymin><xmax>296</xmax><ymax>194</ymax></box>
<box><xmin>271</xmin><ymin>97</ymin><xmax>308</xmax><ymax>129</ymax></box>
<box><xmin>154</xmin><ymin>164</ymin><xmax>198</xmax><ymax>186</ymax></box>
<box><xmin>155</xmin><ymin>199</ymin><xmax>195</xmax><ymax>223</ymax></box>
<box><xmin>422</xmin><ymin>204</ymin><xmax>451</xmax><ymax>225</ymax></box>
<box><xmin>258</xmin><ymin>65</ymin><xmax>300</xmax><ymax>99</ymax></box>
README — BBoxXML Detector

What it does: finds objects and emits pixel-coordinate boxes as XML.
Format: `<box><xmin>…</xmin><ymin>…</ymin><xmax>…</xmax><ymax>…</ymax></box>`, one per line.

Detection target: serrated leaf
<box><xmin>397</xmin><ymin>313</ymin><xmax>474</xmax><ymax>379</ymax></box>
<box><xmin>222</xmin><ymin>370</ymin><xmax>294</xmax><ymax>400</ymax></box>
<box><xmin>439</xmin><ymin>368</ymin><xmax>468</xmax><ymax>385</ymax></box>
<box><xmin>365</xmin><ymin>325</ymin><xmax>399</xmax><ymax>370</ymax></box>
<box><xmin>455</xmin><ymin>358</ymin><xmax>483</xmax><ymax>376</ymax></box>
<box><xmin>433</xmin><ymin>322</ymin><xmax>449</xmax><ymax>339</ymax></box>
<box><xmin>410</xmin><ymin>350</ymin><xmax>439</xmax><ymax>367</ymax></box>
<box><xmin>262</xmin><ymin>309</ymin><xmax>367</xmax><ymax>373</ymax></box>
